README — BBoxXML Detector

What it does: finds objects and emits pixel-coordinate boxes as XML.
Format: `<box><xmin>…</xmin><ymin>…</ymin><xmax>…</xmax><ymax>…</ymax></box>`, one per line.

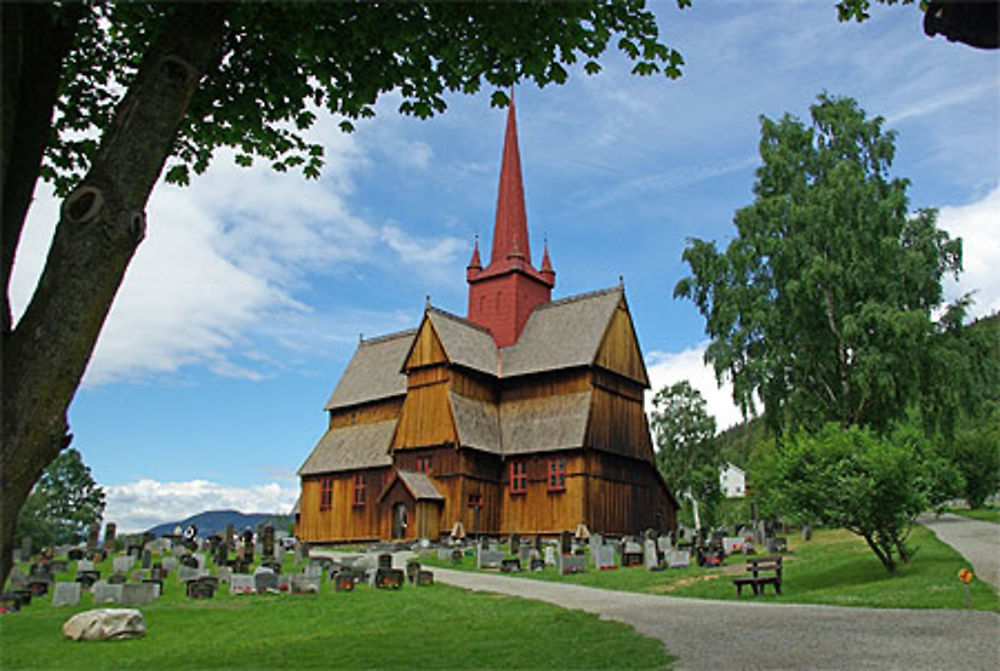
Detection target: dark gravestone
<box><xmin>263</xmin><ymin>525</ymin><xmax>275</xmax><ymax>558</ymax></box>
<box><xmin>50</xmin><ymin>559</ymin><xmax>68</xmax><ymax>573</ymax></box>
<box><xmin>67</xmin><ymin>548</ymin><xmax>85</xmax><ymax>561</ymax></box>
<box><xmin>377</xmin><ymin>553</ymin><xmax>393</xmax><ymax>570</ymax></box>
<box><xmin>103</xmin><ymin>523</ymin><xmax>117</xmax><ymax>551</ymax></box>
<box><xmin>299</xmin><ymin>541</ymin><xmax>310</xmax><ymax>561</ymax></box>
<box><xmin>20</xmin><ymin>536</ymin><xmax>32</xmax><ymax>561</ymax></box>
<box><xmin>406</xmin><ymin>561</ymin><xmax>420</xmax><ymax>584</ymax></box>
<box><xmin>451</xmin><ymin>549</ymin><xmax>463</xmax><ymax>564</ymax></box>
<box><xmin>254</xmin><ymin>571</ymin><xmax>279</xmax><ymax>593</ymax></box>
<box><xmin>510</xmin><ymin>533</ymin><xmax>521</xmax><ymax>552</ymax></box>
<box><xmin>560</xmin><ymin>531</ymin><xmax>572</xmax><ymax>556</ymax></box>
<box><xmin>500</xmin><ymin>558</ymin><xmax>521</xmax><ymax>573</ymax></box>
<box><xmin>150</xmin><ymin>566</ymin><xmax>165</xmax><ymax>582</ymax></box>
<box><xmin>76</xmin><ymin>570</ymin><xmax>101</xmax><ymax>588</ymax></box>
<box><xmin>262</xmin><ymin>560</ymin><xmax>282</xmax><ymax>575</ymax></box>
<box><xmin>243</xmin><ymin>530</ymin><xmax>255</xmax><ymax>561</ymax></box>
<box><xmin>181</xmin><ymin>555</ymin><xmax>199</xmax><ymax>569</ymax></box>
<box><xmin>107</xmin><ymin>572</ymin><xmax>127</xmax><ymax>585</ymax></box>
<box><xmin>416</xmin><ymin>570</ymin><xmax>434</xmax><ymax>586</ymax></box>
<box><xmin>126</xmin><ymin>543</ymin><xmax>142</xmax><ymax>558</ymax></box>
<box><xmin>374</xmin><ymin>569</ymin><xmax>404</xmax><ymax>589</ymax></box>
<box><xmin>86</xmin><ymin>522</ymin><xmax>100</xmax><ymax>551</ymax></box>
<box><xmin>187</xmin><ymin>578</ymin><xmax>216</xmax><ymax>599</ymax></box>
<box><xmin>333</xmin><ymin>572</ymin><xmax>355</xmax><ymax>592</ymax></box>
<box><xmin>530</xmin><ymin>558</ymin><xmax>545</xmax><ymax>572</ymax></box>
<box><xmin>142</xmin><ymin>550</ymin><xmax>152</xmax><ymax>570</ymax></box>
<box><xmin>27</xmin><ymin>579</ymin><xmax>49</xmax><ymax>597</ymax></box>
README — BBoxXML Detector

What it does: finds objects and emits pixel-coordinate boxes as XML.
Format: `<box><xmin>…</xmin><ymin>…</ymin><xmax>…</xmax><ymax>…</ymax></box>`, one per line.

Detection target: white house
<box><xmin>720</xmin><ymin>463</ymin><xmax>746</xmax><ymax>498</ymax></box>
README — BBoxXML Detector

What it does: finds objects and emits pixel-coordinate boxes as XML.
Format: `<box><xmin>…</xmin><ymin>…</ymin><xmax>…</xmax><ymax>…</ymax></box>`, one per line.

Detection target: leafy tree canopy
<box><xmin>675</xmin><ymin>93</ymin><xmax>972</xmax><ymax>436</ymax></box>
<box><xmin>651</xmin><ymin>380</ymin><xmax>722</xmax><ymax>527</ymax></box>
<box><xmin>754</xmin><ymin>422</ymin><xmax>955</xmax><ymax>572</ymax></box>
<box><xmin>1</xmin><ymin>0</ymin><xmax>689</xmax><ymax>588</ymax></box>
<box><xmin>15</xmin><ymin>448</ymin><xmax>105</xmax><ymax>549</ymax></box>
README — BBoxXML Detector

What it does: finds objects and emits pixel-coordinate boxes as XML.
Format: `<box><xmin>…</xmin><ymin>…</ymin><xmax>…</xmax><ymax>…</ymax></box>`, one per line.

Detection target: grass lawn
<box><xmin>947</xmin><ymin>506</ymin><xmax>1000</xmax><ymax>524</ymax></box>
<box><xmin>424</xmin><ymin>526</ymin><xmax>999</xmax><ymax>612</ymax></box>
<box><xmin>1</xmin><ymin>555</ymin><xmax>672</xmax><ymax>669</ymax></box>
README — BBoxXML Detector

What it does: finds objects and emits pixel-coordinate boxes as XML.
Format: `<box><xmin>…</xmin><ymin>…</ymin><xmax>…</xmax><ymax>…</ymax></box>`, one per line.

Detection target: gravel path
<box><xmin>431</xmin><ymin>567</ymin><xmax>1000</xmax><ymax>670</ymax></box>
<box><xmin>918</xmin><ymin>512</ymin><xmax>1000</xmax><ymax>594</ymax></box>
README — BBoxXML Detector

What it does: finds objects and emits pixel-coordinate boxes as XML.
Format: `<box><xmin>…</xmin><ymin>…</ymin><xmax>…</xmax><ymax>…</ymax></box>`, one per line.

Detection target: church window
<box><xmin>510</xmin><ymin>461</ymin><xmax>527</xmax><ymax>495</ymax></box>
<box><xmin>353</xmin><ymin>473</ymin><xmax>365</xmax><ymax>506</ymax></box>
<box><xmin>417</xmin><ymin>456</ymin><xmax>433</xmax><ymax>472</ymax></box>
<box><xmin>320</xmin><ymin>477</ymin><xmax>333</xmax><ymax>510</ymax></box>
<box><xmin>548</xmin><ymin>457</ymin><xmax>566</xmax><ymax>492</ymax></box>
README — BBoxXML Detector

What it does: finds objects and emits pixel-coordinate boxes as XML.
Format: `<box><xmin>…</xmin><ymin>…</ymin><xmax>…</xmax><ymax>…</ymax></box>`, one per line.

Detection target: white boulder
<box><xmin>62</xmin><ymin>608</ymin><xmax>146</xmax><ymax>641</ymax></box>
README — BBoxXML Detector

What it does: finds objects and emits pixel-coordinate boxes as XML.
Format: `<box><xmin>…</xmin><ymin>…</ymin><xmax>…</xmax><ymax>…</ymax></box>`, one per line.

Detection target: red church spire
<box><xmin>466</xmin><ymin>94</ymin><xmax>555</xmax><ymax>348</ymax></box>
<box><xmin>491</xmin><ymin>92</ymin><xmax>530</xmax><ymax>266</ymax></box>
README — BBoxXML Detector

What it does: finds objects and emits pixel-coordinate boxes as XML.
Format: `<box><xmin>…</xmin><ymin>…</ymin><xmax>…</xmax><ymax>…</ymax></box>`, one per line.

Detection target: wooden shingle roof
<box><xmin>449</xmin><ymin>392</ymin><xmax>501</xmax><ymax>452</ymax></box>
<box><xmin>297</xmin><ymin>420</ymin><xmax>395</xmax><ymax>475</ymax></box>
<box><xmin>324</xmin><ymin>329</ymin><xmax>415</xmax><ymax>410</ymax></box>
<box><xmin>500</xmin><ymin>287</ymin><xmax>622</xmax><ymax>377</ymax></box>
<box><xmin>500</xmin><ymin>391</ymin><xmax>592</xmax><ymax>455</ymax></box>
<box><xmin>379</xmin><ymin>470</ymin><xmax>445</xmax><ymax>501</ymax></box>
<box><xmin>426</xmin><ymin>308</ymin><xmax>498</xmax><ymax>376</ymax></box>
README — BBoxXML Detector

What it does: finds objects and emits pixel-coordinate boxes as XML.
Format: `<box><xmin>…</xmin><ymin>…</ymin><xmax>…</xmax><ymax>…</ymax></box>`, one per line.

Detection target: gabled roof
<box><xmin>378</xmin><ymin>470</ymin><xmax>445</xmax><ymax>502</ymax></box>
<box><xmin>450</xmin><ymin>392</ymin><xmax>501</xmax><ymax>452</ymax></box>
<box><xmin>324</xmin><ymin>329</ymin><xmax>415</xmax><ymax>410</ymax></box>
<box><xmin>425</xmin><ymin>308</ymin><xmax>497</xmax><ymax>376</ymax></box>
<box><xmin>500</xmin><ymin>390</ymin><xmax>592</xmax><ymax>455</ymax></box>
<box><xmin>297</xmin><ymin>420</ymin><xmax>395</xmax><ymax>475</ymax></box>
<box><xmin>500</xmin><ymin>287</ymin><xmax>622</xmax><ymax>377</ymax></box>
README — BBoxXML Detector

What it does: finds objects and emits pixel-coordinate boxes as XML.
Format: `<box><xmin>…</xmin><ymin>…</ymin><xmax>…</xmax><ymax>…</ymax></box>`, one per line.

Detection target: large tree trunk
<box><xmin>1</xmin><ymin>3</ymin><xmax>228</xmax><ymax>589</ymax></box>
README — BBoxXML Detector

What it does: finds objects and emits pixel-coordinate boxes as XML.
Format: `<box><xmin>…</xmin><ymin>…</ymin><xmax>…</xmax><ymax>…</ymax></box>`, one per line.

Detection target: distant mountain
<box><xmin>145</xmin><ymin>510</ymin><xmax>292</xmax><ymax>538</ymax></box>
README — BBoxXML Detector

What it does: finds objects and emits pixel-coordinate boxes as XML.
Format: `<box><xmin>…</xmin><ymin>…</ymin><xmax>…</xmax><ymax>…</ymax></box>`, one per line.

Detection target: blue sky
<box><xmin>11</xmin><ymin>1</ymin><xmax>999</xmax><ymax>532</ymax></box>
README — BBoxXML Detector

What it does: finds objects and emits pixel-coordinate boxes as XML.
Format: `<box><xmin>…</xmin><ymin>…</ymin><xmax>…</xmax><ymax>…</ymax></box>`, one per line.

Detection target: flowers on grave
<box><xmin>958</xmin><ymin>569</ymin><xmax>973</xmax><ymax>583</ymax></box>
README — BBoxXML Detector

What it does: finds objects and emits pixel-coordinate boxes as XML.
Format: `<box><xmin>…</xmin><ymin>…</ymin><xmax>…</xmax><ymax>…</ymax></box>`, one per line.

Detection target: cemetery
<box><xmin>0</xmin><ymin>524</ymin><xmax>671</xmax><ymax>668</ymax></box>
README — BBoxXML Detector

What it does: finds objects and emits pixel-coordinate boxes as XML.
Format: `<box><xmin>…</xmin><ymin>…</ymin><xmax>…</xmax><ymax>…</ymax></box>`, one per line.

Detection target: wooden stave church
<box><xmin>296</xmin><ymin>99</ymin><xmax>677</xmax><ymax>543</ymax></box>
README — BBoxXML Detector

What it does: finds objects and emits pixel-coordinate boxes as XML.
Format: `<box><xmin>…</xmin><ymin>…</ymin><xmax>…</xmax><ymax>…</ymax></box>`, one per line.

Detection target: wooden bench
<box><xmin>732</xmin><ymin>555</ymin><xmax>782</xmax><ymax>596</ymax></box>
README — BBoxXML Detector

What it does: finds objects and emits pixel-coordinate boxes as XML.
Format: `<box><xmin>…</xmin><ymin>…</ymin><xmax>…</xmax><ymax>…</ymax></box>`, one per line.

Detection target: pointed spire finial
<box><xmin>467</xmin><ymin>234</ymin><xmax>482</xmax><ymax>270</ymax></box>
<box><xmin>425</xmin><ymin>294</ymin><xmax>431</xmax><ymax>311</ymax></box>
<box><xmin>618</xmin><ymin>275</ymin><xmax>624</xmax><ymax>289</ymax></box>
<box><xmin>540</xmin><ymin>235</ymin><xmax>554</xmax><ymax>275</ymax></box>
<box><xmin>490</xmin><ymin>89</ymin><xmax>530</xmax><ymax>266</ymax></box>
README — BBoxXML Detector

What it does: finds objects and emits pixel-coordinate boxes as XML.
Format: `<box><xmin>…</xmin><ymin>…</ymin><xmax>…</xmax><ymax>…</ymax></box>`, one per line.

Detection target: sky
<box><xmin>10</xmin><ymin>1</ymin><xmax>999</xmax><ymax>532</ymax></box>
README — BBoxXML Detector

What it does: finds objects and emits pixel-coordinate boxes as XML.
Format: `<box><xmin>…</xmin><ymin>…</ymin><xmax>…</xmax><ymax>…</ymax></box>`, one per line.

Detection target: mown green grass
<box><xmin>424</xmin><ymin>526</ymin><xmax>999</xmax><ymax>612</ymax></box>
<box><xmin>1</xmin><ymin>553</ymin><xmax>672</xmax><ymax>670</ymax></box>
<box><xmin>947</xmin><ymin>506</ymin><xmax>1000</xmax><ymax>524</ymax></box>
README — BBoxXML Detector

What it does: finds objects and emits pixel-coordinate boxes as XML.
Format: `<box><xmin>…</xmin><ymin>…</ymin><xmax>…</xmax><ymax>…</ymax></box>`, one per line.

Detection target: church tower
<box><xmin>466</xmin><ymin>96</ymin><xmax>555</xmax><ymax>347</ymax></box>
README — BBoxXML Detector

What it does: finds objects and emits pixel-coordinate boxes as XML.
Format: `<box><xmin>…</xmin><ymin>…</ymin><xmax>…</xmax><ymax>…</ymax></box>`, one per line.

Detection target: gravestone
<box><xmin>263</xmin><ymin>525</ymin><xmax>275</xmax><ymax>558</ymax></box>
<box><xmin>76</xmin><ymin>570</ymin><xmax>101</xmax><ymax>588</ymax></box>
<box><xmin>76</xmin><ymin>559</ymin><xmax>95</xmax><ymax>573</ymax></box>
<box><xmin>162</xmin><ymin>556</ymin><xmax>179</xmax><ymax>572</ymax></box>
<box><xmin>150</xmin><ymin>566</ymin><xmax>165</xmax><ymax>582</ymax></box>
<box><xmin>129</xmin><ymin>569</ymin><xmax>145</xmax><ymax>582</ymax></box>
<box><xmin>193</xmin><ymin>553</ymin><xmax>207</xmax><ymax>570</ymax></box>
<box><xmin>68</xmin><ymin>548</ymin><xmax>85</xmax><ymax>561</ymax></box>
<box><xmin>143</xmin><ymin>578</ymin><xmax>163</xmax><ymax>596</ymax></box>
<box><xmin>121</xmin><ymin>582</ymin><xmax>158</xmax><ymax>607</ymax></box>
<box><xmin>52</xmin><ymin>582</ymin><xmax>82</xmax><ymax>607</ymax></box>
<box><xmin>560</xmin><ymin>531</ymin><xmax>572</xmax><ymax>556</ymax></box>
<box><xmin>255</xmin><ymin>571</ymin><xmax>279</xmax><ymax>593</ymax></box>
<box><xmin>406</xmin><ymin>561</ymin><xmax>421</xmax><ymax>584</ymax></box>
<box><xmin>657</xmin><ymin>536</ymin><xmax>673</xmax><ymax>553</ymax></box>
<box><xmin>722</xmin><ymin>537</ymin><xmax>744</xmax><ymax>555</ymax></box>
<box><xmin>86</xmin><ymin>523</ymin><xmax>100</xmax><ymax>551</ymax></box>
<box><xmin>543</xmin><ymin>546</ymin><xmax>556</xmax><ymax>566</ymax></box>
<box><xmin>500</xmin><ymin>558</ymin><xmax>521</xmax><ymax>573</ymax></box>
<box><xmin>623</xmin><ymin>541</ymin><xmax>643</xmax><ymax>567</ymax></box>
<box><xmin>530</xmin><ymin>558</ymin><xmax>545</xmax><ymax>572</ymax></box>
<box><xmin>416</xmin><ymin>570</ymin><xmax>434</xmax><ymax>586</ymax></box>
<box><xmin>644</xmin><ymin>539</ymin><xmax>660</xmax><ymax>570</ymax></box>
<box><xmin>290</xmin><ymin>574</ymin><xmax>320</xmax><ymax>594</ymax></box>
<box><xmin>557</xmin><ymin>554</ymin><xmax>586</xmax><ymax>575</ymax></box>
<box><xmin>103</xmin><ymin>523</ymin><xmax>117</xmax><ymax>551</ymax></box>
<box><xmin>437</xmin><ymin>547</ymin><xmax>452</xmax><ymax>562</ymax></box>
<box><xmin>589</xmin><ymin>533</ymin><xmax>604</xmax><ymax>567</ymax></box>
<box><xmin>107</xmin><ymin>572</ymin><xmax>127</xmax><ymax>585</ymax></box>
<box><xmin>8</xmin><ymin>568</ymin><xmax>27</xmax><ymax>590</ymax></box>
<box><xmin>451</xmin><ymin>549</ymin><xmax>463</xmax><ymax>564</ymax></box>
<box><xmin>113</xmin><ymin>556</ymin><xmax>135</xmax><ymax>573</ymax></box>
<box><xmin>141</xmin><ymin>550</ymin><xmax>152</xmax><ymax>570</ymax></box>
<box><xmin>230</xmin><ymin>574</ymin><xmax>255</xmax><ymax>595</ymax></box>
<box><xmin>476</xmin><ymin>549</ymin><xmax>504</xmax><ymax>570</ymax></box>
<box><xmin>594</xmin><ymin>545</ymin><xmax>617</xmax><ymax>569</ymax></box>
<box><xmin>517</xmin><ymin>544</ymin><xmax>533</xmax><ymax>566</ymax></box>
<box><xmin>333</xmin><ymin>572</ymin><xmax>355</xmax><ymax>592</ymax></box>
<box><xmin>242</xmin><ymin>529</ymin><xmax>255</xmax><ymax>562</ymax></box>
<box><xmin>302</xmin><ymin>564</ymin><xmax>322</xmax><ymax>579</ymax></box>
<box><xmin>92</xmin><ymin>581</ymin><xmax>124</xmax><ymax>604</ymax></box>
<box><xmin>374</xmin><ymin>568</ymin><xmax>404</xmax><ymax>589</ymax></box>
<box><xmin>666</xmin><ymin>550</ymin><xmax>690</xmax><ymax>569</ymax></box>
<box><xmin>20</xmin><ymin>536</ymin><xmax>33</xmax><ymax>561</ymax></box>
<box><xmin>177</xmin><ymin>565</ymin><xmax>201</xmax><ymax>582</ymax></box>
<box><xmin>216</xmin><ymin>567</ymin><xmax>232</xmax><ymax>583</ymax></box>
<box><xmin>509</xmin><ymin>533</ymin><xmax>521</xmax><ymax>552</ymax></box>
<box><xmin>273</xmin><ymin>542</ymin><xmax>283</xmax><ymax>563</ymax></box>
<box><xmin>186</xmin><ymin>579</ymin><xmax>215</xmax><ymax>599</ymax></box>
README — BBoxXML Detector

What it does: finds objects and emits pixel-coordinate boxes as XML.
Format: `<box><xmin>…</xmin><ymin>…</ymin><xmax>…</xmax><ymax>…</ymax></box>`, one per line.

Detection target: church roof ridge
<box><xmin>360</xmin><ymin>328</ymin><xmax>418</xmax><ymax>346</ymax></box>
<box><xmin>532</xmin><ymin>285</ymin><xmax>622</xmax><ymax>311</ymax></box>
<box><xmin>426</xmin><ymin>305</ymin><xmax>494</xmax><ymax>336</ymax></box>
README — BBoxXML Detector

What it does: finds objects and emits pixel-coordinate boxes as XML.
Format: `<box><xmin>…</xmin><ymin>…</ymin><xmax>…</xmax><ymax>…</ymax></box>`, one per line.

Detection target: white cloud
<box><xmin>103</xmin><ymin>478</ymin><xmax>299</xmax><ymax>534</ymax></box>
<box><xmin>939</xmin><ymin>185</ymin><xmax>1000</xmax><ymax>319</ymax></box>
<box><xmin>646</xmin><ymin>345</ymin><xmax>745</xmax><ymax>432</ymax></box>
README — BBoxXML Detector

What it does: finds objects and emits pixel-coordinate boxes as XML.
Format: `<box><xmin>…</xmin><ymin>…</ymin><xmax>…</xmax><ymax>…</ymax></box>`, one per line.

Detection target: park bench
<box><xmin>732</xmin><ymin>555</ymin><xmax>782</xmax><ymax>596</ymax></box>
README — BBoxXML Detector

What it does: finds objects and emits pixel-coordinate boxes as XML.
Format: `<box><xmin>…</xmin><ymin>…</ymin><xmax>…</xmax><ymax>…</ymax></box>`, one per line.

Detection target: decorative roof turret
<box><xmin>540</xmin><ymin>237</ymin><xmax>555</xmax><ymax>283</ymax></box>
